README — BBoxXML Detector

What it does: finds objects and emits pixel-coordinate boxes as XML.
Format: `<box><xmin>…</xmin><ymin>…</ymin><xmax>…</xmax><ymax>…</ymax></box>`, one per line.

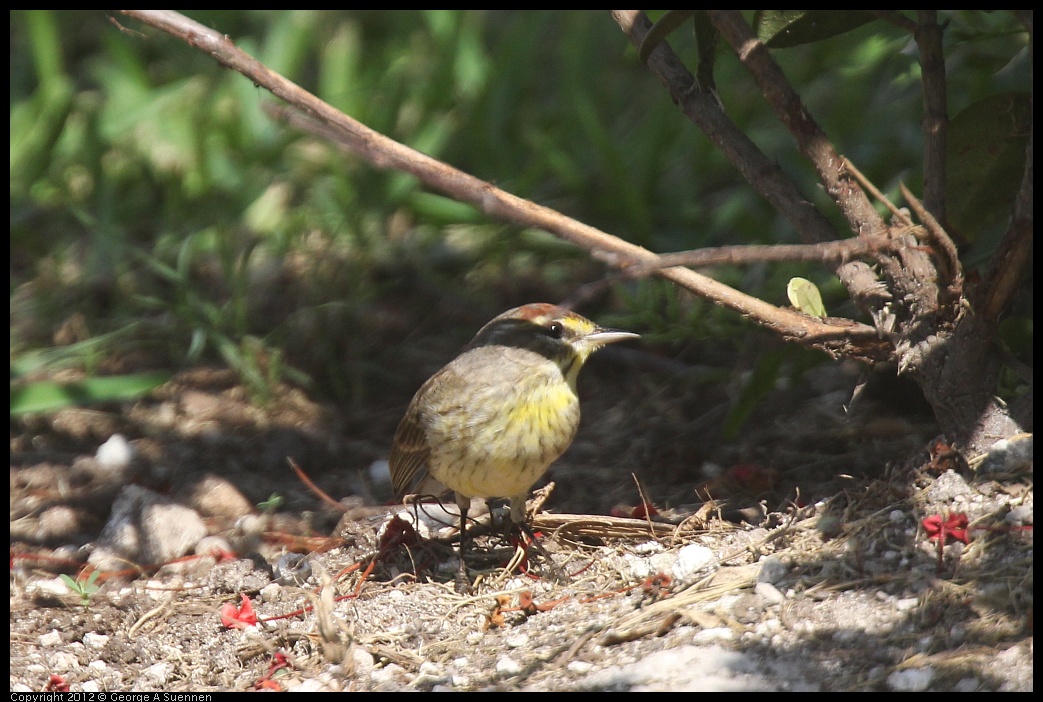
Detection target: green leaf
<box><xmin>258</xmin><ymin>493</ymin><xmax>285</xmax><ymax>513</ymax></box>
<box><xmin>25</xmin><ymin>10</ymin><xmax>65</xmax><ymax>84</ymax></box>
<box><xmin>946</xmin><ymin>92</ymin><xmax>1031</xmax><ymax>243</ymax></box>
<box><xmin>787</xmin><ymin>277</ymin><xmax>827</xmax><ymax>318</ymax></box>
<box><xmin>60</xmin><ymin>570</ymin><xmax>100</xmax><ymax>607</ymax></box>
<box><xmin>755</xmin><ymin>10</ymin><xmax>876</xmax><ymax>49</ymax></box>
<box><xmin>11</xmin><ymin>372</ymin><xmax>171</xmax><ymax>415</ymax></box>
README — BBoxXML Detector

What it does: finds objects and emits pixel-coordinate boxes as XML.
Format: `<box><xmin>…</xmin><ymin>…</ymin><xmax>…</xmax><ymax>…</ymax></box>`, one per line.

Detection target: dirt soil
<box><xmin>10</xmin><ymin>362</ymin><xmax>1033</xmax><ymax>692</ymax></box>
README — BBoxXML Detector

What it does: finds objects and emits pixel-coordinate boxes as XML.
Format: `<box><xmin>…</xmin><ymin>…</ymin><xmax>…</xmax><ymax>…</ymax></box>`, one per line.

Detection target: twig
<box><xmin>845</xmin><ymin>156</ymin><xmax>961</xmax><ymax>306</ymax></box>
<box><xmin>534</xmin><ymin>513</ymin><xmax>680</xmax><ymax>542</ymax></box>
<box><xmin>569</xmin><ymin>235</ymin><xmax>898</xmax><ymax>320</ymax></box>
<box><xmin>288</xmin><ymin>457</ymin><xmax>344</xmax><ymax>512</ymax></box>
<box><xmin>842</xmin><ymin>157</ymin><xmax>912</xmax><ymax>226</ymax></box>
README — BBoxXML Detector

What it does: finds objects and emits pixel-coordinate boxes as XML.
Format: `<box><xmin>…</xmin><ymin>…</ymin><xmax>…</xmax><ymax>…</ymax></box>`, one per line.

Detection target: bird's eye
<box><xmin>546</xmin><ymin>321</ymin><xmax>564</xmax><ymax>338</ymax></box>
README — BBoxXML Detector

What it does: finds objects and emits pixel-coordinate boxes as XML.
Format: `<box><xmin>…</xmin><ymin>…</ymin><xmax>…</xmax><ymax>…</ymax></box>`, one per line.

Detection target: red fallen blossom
<box><xmin>519</xmin><ymin>590</ymin><xmax>539</xmax><ymax>616</ymax></box>
<box><xmin>516</xmin><ymin>589</ymin><xmax>569</xmax><ymax>615</ymax></box>
<box><xmin>220</xmin><ymin>594</ymin><xmax>259</xmax><ymax>629</ymax></box>
<box><xmin>922</xmin><ymin>512</ymin><xmax>971</xmax><ymax>545</ymax></box>
<box><xmin>610</xmin><ymin>503</ymin><xmax>660</xmax><ymax>519</ymax></box>
<box><xmin>630</xmin><ymin>502</ymin><xmax>660</xmax><ymax>520</ymax></box>
<box><xmin>378</xmin><ymin>515</ymin><xmax>420</xmax><ymax>553</ymax></box>
<box><xmin>44</xmin><ymin>675</ymin><xmax>70</xmax><ymax>692</ymax></box>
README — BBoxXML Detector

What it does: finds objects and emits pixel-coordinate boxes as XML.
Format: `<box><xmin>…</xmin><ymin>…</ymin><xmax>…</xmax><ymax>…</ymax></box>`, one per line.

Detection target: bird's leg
<box><xmin>454</xmin><ymin>492</ymin><xmax>472</xmax><ymax>593</ymax></box>
<box><xmin>510</xmin><ymin>496</ymin><xmax>567</xmax><ymax>584</ymax></box>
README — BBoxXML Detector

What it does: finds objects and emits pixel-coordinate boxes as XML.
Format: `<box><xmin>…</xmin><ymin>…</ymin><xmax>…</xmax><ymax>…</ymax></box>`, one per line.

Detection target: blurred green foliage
<box><xmin>10</xmin><ymin>10</ymin><xmax>1031</xmax><ymax>414</ymax></box>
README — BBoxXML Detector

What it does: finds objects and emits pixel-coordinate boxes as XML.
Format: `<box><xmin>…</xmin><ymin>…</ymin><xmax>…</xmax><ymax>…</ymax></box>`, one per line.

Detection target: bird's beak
<box><xmin>586</xmin><ymin>328</ymin><xmax>640</xmax><ymax>348</ymax></box>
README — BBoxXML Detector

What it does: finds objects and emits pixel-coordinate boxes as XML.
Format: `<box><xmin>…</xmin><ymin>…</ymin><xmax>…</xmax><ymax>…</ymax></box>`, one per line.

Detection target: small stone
<box><xmin>673</xmin><ymin>544</ymin><xmax>715</xmax><ymax>580</ymax></box>
<box><xmin>88</xmin><ymin>485</ymin><xmax>207</xmax><ymax>571</ymax></box>
<box><xmin>692</xmin><ymin>627</ymin><xmax>735</xmax><ymax>644</ymax></box>
<box><xmin>755</xmin><ymin>581</ymin><xmax>785</xmax><ymax>604</ymax></box>
<box><xmin>955</xmin><ymin>677</ymin><xmax>980</xmax><ymax>692</ymax></box>
<box><xmin>177</xmin><ymin>473</ymin><xmax>253</xmax><ymax>520</ymax></box>
<box><xmin>505</xmin><ymin>634</ymin><xmax>529</xmax><ymax>648</ymax></box>
<box><xmin>38</xmin><ymin>631</ymin><xmax>63</xmax><ymax>647</ymax></box>
<box><xmin>82</xmin><ymin>632</ymin><xmax>109</xmax><ymax>649</ymax></box>
<box><xmin>96</xmin><ymin>434</ymin><xmax>134</xmax><ymax>470</ymax></box>
<box><xmin>757</xmin><ymin>555</ymin><xmax>788</xmax><ymax>584</ymax></box>
<box><xmin>887</xmin><ymin>667</ymin><xmax>934</xmax><ymax>692</ymax></box>
<box><xmin>896</xmin><ymin>597</ymin><xmax>919</xmax><ymax>612</ymax></box>
<box><xmin>495</xmin><ymin>656</ymin><xmax>523</xmax><ymax>675</ymax></box>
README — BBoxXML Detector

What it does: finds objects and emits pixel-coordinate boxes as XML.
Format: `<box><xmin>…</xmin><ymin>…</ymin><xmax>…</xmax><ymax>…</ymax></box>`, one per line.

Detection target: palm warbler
<box><xmin>389</xmin><ymin>302</ymin><xmax>638</xmax><ymax>584</ymax></box>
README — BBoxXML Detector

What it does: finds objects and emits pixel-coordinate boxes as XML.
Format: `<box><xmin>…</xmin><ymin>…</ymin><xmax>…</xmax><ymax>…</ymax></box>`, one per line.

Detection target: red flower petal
<box><xmin>220</xmin><ymin>594</ymin><xmax>258</xmax><ymax>629</ymax></box>
<box><xmin>922</xmin><ymin>513</ymin><xmax>971</xmax><ymax>544</ymax></box>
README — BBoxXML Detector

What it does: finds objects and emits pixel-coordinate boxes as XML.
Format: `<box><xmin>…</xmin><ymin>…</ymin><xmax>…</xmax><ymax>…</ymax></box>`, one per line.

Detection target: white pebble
<box><xmin>495</xmin><ymin>656</ymin><xmax>523</xmax><ymax>675</ymax></box>
<box><xmin>96</xmin><ymin>434</ymin><xmax>134</xmax><ymax>469</ymax></box>
<box><xmin>887</xmin><ymin>667</ymin><xmax>934</xmax><ymax>691</ymax></box>
<box><xmin>38</xmin><ymin>631</ymin><xmax>63</xmax><ymax>647</ymax></box>
<box><xmin>755</xmin><ymin>581</ymin><xmax>786</xmax><ymax>604</ymax></box>
<box><xmin>672</xmin><ymin>544</ymin><xmax>715</xmax><ymax>580</ymax></box>
<box><xmin>896</xmin><ymin>597</ymin><xmax>920</xmax><ymax>612</ymax></box>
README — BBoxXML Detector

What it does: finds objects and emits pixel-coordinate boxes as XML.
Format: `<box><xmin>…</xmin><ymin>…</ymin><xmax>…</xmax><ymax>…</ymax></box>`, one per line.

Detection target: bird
<box><xmin>389</xmin><ymin>302</ymin><xmax>639</xmax><ymax>588</ymax></box>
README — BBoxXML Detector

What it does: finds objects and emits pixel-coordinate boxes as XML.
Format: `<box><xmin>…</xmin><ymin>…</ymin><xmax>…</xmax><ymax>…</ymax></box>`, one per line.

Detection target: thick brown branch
<box><xmin>914</xmin><ymin>11</ymin><xmax>950</xmax><ymax>223</ymax></box>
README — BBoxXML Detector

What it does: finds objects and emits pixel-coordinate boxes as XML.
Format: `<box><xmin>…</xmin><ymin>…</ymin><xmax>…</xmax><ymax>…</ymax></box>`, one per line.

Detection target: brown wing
<box><xmin>388</xmin><ymin>397</ymin><xmax>433</xmax><ymax>500</ymax></box>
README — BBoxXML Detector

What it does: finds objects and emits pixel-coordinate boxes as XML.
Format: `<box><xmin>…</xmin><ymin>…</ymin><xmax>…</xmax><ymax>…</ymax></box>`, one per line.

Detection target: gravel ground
<box><xmin>10</xmin><ymin>368</ymin><xmax>1033</xmax><ymax>692</ymax></box>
